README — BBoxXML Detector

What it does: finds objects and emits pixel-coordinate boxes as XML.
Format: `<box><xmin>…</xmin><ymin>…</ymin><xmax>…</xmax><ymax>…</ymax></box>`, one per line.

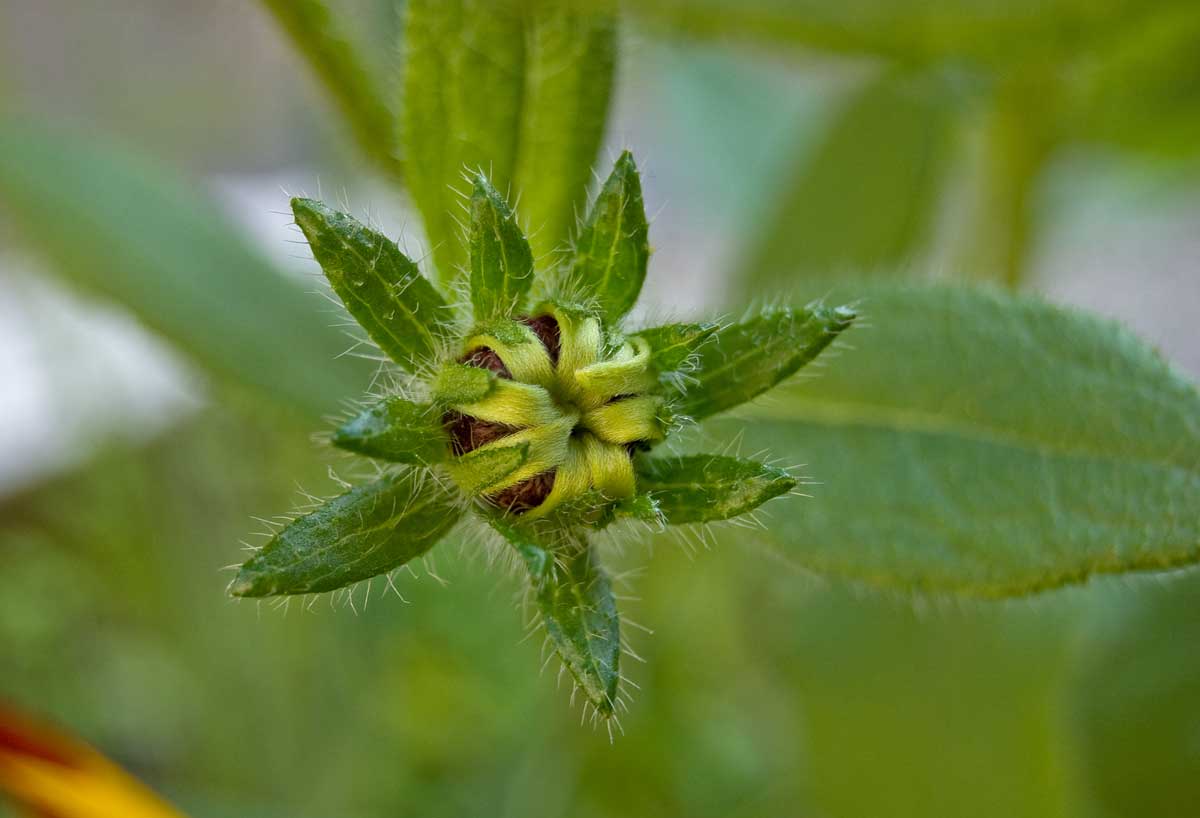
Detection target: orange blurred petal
<box><xmin>0</xmin><ymin>704</ymin><xmax>185</xmax><ymax>818</ymax></box>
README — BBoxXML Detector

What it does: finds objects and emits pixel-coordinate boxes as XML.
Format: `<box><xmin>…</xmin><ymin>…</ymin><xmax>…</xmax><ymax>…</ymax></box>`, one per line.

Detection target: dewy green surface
<box><xmin>636</xmin><ymin>454</ymin><xmax>796</xmax><ymax>524</ymax></box>
<box><xmin>231</xmin><ymin>472</ymin><xmax>459</xmax><ymax>596</ymax></box>
<box><xmin>718</xmin><ymin>283</ymin><xmax>1200</xmax><ymax>595</ymax></box>
<box><xmin>332</xmin><ymin>398</ymin><xmax>449</xmax><ymax>464</ymax></box>
<box><xmin>291</xmin><ymin>198</ymin><xmax>452</xmax><ymax>370</ymax></box>
<box><xmin>495</xmin><ymin>522</ymin><xmax>621</xmax><ymax>715</ymax></box>
<box><xmin>677</xmin><ymin>305</ymin><xmax>856</xmax><ymax>421</ymax></box>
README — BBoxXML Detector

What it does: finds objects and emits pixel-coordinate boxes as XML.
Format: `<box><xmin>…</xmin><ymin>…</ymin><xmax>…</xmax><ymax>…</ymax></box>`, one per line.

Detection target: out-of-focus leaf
<box><xmin>677</xmin><ymin>304</ymin><xmax>855</xmax><ymax>421</ymax></box>
<box><xmin>401</xmin><ymin>0</ymin><xmax>617</xmax><ymax>283</ymax></box>
<box><xmin>332</xmin><ymin>398</ymin><xmax>448</xmax><ymax>463</ymax></box>
<box><xmin>620</xmin><ymin>0</ymin><xmax>1165</xmax><ymax>66</ymax></box>
<box><xmin>402</xmin><ymin>0</ymin><xmax>525</xmax><ymax>283</ymax></box>
<box><xmin>514</xmin><ymin>2</ymin><xmax>616</xmax><ymax>260</ymax></box>
<box><xmin>259</xmin><ymin>0</ymin><xmax>400</xmax><ymax>178</ymax></box>
<box><xmin>955</xmin><ymin>70</ymin><xmax>1059</xmax><ymax>289</ymax></box>
<box><xmin>0</xmin><ymin>120</ymin><xmax>370</xmax><ymax>420</ymax></box>
<box><xmin>291</xmin><ymin>197</ymin><xmax>452</xmax><ymax>369</ymax></box>
<box><xmin>718</xmin><ymin>283</ymin><xmax>1200</xmax><ymax>596</ymax></box>
<box><xmin>742</xmin><ymin>74</ymin><xmax>956</xmax><ymax>290</ymax></box>
<box><xmin>570</xmin><ymin>151</ymin><xmax>650</xmax><ymax>323</ymax></box>
<box><xmin>782</xmin><ymin>583</ymin><xmax>1080</xmax><ymax>818</ymax></box>
<box><xmin>231</xmin><ymin>471</ymin><xmax>459</xmax><ymax>597</ymax></box>
<box><xmin>635</xmin><ymin>454</ymin><xmax>795</xmax><ymax>523</ymax></box>
<box><xmin>1070</xmin><ymin>573</ymin><xmax>1200</xmax><ymax>816</ymax></box>
<box><xmin>494</xmin><ymin>522</ymin><xmax>620</xmax><ymax>716</ymax></box>
<box><xmin>468</xmin><ymin>173</ymin><xmax>534</xmax><ymax>321</ymax></box>
<box><xmin>1070</xmin><ymin>5</ymin><xmax>1200</xmax><ymax>158</ymax></box>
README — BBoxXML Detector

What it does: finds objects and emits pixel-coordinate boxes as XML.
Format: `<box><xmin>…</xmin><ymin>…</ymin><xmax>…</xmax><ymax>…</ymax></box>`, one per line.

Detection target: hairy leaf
<box><xmin>571</xmin><ymin>151</ymin><xmax>650</xmax><ymax>323</ymax></box>
<box><xmin>493</xmin><ymin>522</ymin><xmax>620</xmax><ymax>715</ymax></box>
<box><xmin>402</xmin><ymin>0</ymin><xmax>525</xmax><ymax>283</ymax></box>
<box><xmin>636</xmin><ymin>454</ymin><xmax>795</xmax><ymax>524</ymax></box>
<box><xmin>632</xmin><ymin>321</ymin><xmax>720</xmax><ymax>376</ymax></box>
<box><xmin>677</xmin><ymin>304</ymin><xmax>855</xmax><ymax>421</ymax></box>
<box><xmin>260</xmin><ymin>0</ymin><xmax>400</xmax><ymax>178</ymax></box>
<box><xmin>0</xmin><ymin>121</ymin><xmax>370</xmax><ymax>420</ymax></box>
<box><xmin>291</xmin><ymin>198</ymin><xmax>450</xmax><ymax>369</ymax></box>
<box><xmin>445</xmin><ymin>444</ymin><xmax>531</xmax><ymax>494</ymax></box>
<box><xmin>742</xmin><ymin>73</ymin><xmax>955</xmax><ymax>290</ymax></box>
<box><xmin>231</xmin><ymin>473</ymin><xmax>459</xmax><ymax>597</ymax></box>
<box><xmin>332</xmin><ymin>398</ymin><xmax>448</xmax><ymax>463</ymax></box>
<box><xmin>514</xmin><ymin>2</ymin><xmax>616</xmax><ymax>259</ymax></box>
<box><xmin>719</xmin><ymin>283</ymin><xmax>1200</xmax><ymax>596</ymax></box>
<box><xmin>469</xmin><ymin>173</ymin><xmax>534</xmax><ymax>321</ymax></box>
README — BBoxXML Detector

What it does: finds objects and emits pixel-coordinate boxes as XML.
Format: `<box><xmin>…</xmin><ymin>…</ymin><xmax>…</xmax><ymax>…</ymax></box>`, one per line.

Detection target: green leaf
<box><xmin>718</xmin><ymin>283</ymin><xmax>1200</xmax><ymax>596</ymax></box>
<box><xmin>514</xmin><ymin>2</ymin><xmax>616</xmax><ymax>260</ymax></box>
<box><xmin>332</xmin><ymin>398</ymin><xmax>448</xmax><ymax>463</ymax></box>
<box><xmin>468</xmin><ymin>173</ymin><xmax>534</xmax><ymax>321</ymax></box>
<box><xmin>787</xmin><ymin>582</ymin><xmax>1080</xmax><ymax>817</ymax></box>
<box><xmin>493</xmin><ymin>522</ymin><xmax>620</xmax><ymax>716</ymax></box>
<box><xmin>741</xmin><ymin>73</ymin><xmax>956</xmax><ymax>290</ymax></box>
<box><xmin>291</xmin><ymin>197</ymin><xmax>451</xmax><ymax>369</ymax></box>
<box><xmin>0</xmin><ymin>120</ymin><xmax>370</xmax><ymax>421</ymax></box>
<box><xmin>259</xmin><ymin>0</ymin><xmax>400</xmax><ymax>178</ymax></box>
<box><xmin>631</xmin><ymin>321</ymin><xmax>720</xmax><ymax>376</ymax></box>
<box><xmin>570</xmin><ymin>151</ymin><xmax>650</xmax><ymax>323</ymax></box>
<box><xmin>621</xmin><ymin>0</ymin><xmax>1159</xmax><ymax>66</ymax></box>
<box><xmin>445</xmin><ymin>443</ymin><xmax>530</xmax><ymax>494</ymax></box>
<box><xmin>1071</xmin><ymin>574</ymin><xmax>1200</xmax><ymax>816</ymax></box>
<box><xmin>635</xmin><ymin>454</ymin><xmax>795</xmax><ymax>524</ymax></box>
<box><xmin>402</xmin><ymin>0</ymin><xmax>525</xmax><ymax>284</ymax></box>
<box><xmin>230</xmin><ymin>472</ymin><xmax>459</xmax><ymax>597</ymax></box>
<box><xmin>676</xmin><ymin>304</ymin><xmax>855</xmax><ymax>421</ymax></box>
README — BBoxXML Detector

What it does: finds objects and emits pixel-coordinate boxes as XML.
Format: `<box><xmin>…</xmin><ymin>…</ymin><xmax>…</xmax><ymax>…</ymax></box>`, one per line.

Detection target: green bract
<box><xmin>231</xmin><ymin>153</ymin><xmax>855</xmax><ymax>718</ymax></box>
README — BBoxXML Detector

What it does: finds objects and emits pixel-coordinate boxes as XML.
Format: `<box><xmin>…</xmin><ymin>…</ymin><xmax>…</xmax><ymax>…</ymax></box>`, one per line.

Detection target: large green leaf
<box><xmin>401</xmin><ymin>0</ymin><xmax>617</xmax><ymax>283</ymax></box>
<box><xmin>0</xmin><ymin>120</ymin><xmax>370</xmax><ymax>420</ymax></box>
<box><xmin>716</xmin><ymin>283</ymin><xmax>1200</xmax><ymax>596</ymax></box>
<box><xmin>291</xmin><ymin>197</ymin><xmax>452</xmax><ymax>370</ymax></box>
<box><xmin>785</xmin><ymin>583</ymin><xmax>1081</xmax><ymax>818</ymax></box>
<box><xmin>514</xmin><ymin>2</ymin><xmax>616</xmax><ymax>260</ymax></box>
<box><xmin>231</xmin><ymin>471</ymin><xmax>459</xmax><ymax>597</ymax></box>
<box><xmin>260</xmin><ymin>0</ymin><xmax>400</xmax><ymax>178</ymax></box>
<box><xmin>741</xmin><ymin>73</ymin><xmax>956</xmax><ymax>291</ymax></box>
<box><xmin>677</xmin><ymin>304</ymin><xmax>855</xmax><ymax>421</ymax></box>
<box><xmin>1069</xmin><ymin>573</ymin><xmax>1200</xmax><ymax>816</ymax></box>
<box><xmin>401</xmin><ymin>0</ymin><xmax>526</xmax><ymax>283</ymax></box>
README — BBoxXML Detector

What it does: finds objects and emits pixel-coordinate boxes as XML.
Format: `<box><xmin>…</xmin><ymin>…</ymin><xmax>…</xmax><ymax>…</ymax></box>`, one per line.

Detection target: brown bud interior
<box><xmin>521</xmin><ymin>314</ymin><xmax>561</xmax><ymax>366</ymax></box>
<box><xmin>445</xmin><ymin>315</ymin><xmax>563</xmax><ymax>512</ymax></box>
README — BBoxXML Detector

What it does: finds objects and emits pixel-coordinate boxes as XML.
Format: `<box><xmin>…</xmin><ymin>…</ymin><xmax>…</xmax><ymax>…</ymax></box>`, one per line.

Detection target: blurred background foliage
<box><xmin>1</xmin><ymin>0</ymin><xmax>1199</xmax><ymax>816</ymax></box>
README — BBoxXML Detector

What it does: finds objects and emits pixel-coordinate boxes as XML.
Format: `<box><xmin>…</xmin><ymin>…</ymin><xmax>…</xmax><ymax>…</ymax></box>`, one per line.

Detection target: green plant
<box><xmin>1</xmin><ymin>1</ymin><xmax>1199</xmax><ymax>799</ymax></box>
<box><xmin>229</xmin><ymin>155</ymin><xmax>854</xmax><ymax>721</ymax></box>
